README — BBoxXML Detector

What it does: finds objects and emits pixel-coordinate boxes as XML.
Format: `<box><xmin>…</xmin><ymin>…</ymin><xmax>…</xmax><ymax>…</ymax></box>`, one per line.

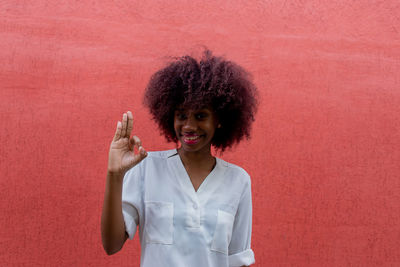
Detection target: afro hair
<box><xmin>143</xmin><ymin>50</ymin><xmax>258</xmax><ymax>152</ymax></box>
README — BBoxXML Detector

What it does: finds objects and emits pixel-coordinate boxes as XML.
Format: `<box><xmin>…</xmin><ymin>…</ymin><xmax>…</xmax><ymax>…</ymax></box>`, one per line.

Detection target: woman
<box><xmin>101</xmin><ymin>50</ymin><xmax>258</xmax><ymax>267</ymax></box>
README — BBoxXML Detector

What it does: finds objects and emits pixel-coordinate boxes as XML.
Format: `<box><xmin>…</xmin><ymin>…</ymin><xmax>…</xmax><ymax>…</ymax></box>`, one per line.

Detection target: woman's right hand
<box><xmin>107</xmin><ymin>111</ymin><xmax>147</xmax><ymax>176</ymax></box>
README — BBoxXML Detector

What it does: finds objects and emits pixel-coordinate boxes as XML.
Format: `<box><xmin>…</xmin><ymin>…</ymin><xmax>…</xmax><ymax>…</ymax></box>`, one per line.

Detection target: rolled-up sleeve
<box><xmin>122</xmin><ymin>201</ymin><xmax>139</xmax><ymax>240</ymax></box>
<box><xmin>122</xmin><ymin>165</ymin><xmax>143</xmax><ymax>240</ymax></box>
<box><xmin>228</xmin><ymin>177</ymin><xmax>255</xmax><ymax>267</ymax></box>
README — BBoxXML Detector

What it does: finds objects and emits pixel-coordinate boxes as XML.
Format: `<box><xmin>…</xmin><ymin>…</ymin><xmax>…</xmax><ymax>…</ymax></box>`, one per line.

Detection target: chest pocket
<box><xmin>144</xmin><ymin>201</ymin><xmax>174</xmax><ymax>245</ymax></box>
<box><xmin>211</xmin><ymin>210</ymin><xmax>235</xmax><ymax>254</ymax></box>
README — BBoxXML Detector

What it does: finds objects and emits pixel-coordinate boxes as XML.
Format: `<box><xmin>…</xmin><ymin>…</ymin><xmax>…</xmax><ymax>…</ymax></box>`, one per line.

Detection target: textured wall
<box><xmin>1</xmin><ymin>1</ymin><xmax>400</xmax><ymax>266</ymax></box>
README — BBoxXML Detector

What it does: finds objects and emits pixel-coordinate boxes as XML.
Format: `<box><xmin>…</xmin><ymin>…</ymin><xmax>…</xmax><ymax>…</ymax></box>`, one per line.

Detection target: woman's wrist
<box><xmin>107</xmin><ymin>170</ymin><xmax>125</xmax><ymax>184</ymax></box>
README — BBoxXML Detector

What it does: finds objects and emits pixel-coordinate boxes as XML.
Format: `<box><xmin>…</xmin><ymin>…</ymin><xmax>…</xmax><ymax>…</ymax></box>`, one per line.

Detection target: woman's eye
<box><xmin>177</xmin><ymin>113</ymin><xmax>187</xmax><ymax>120</ymax></box>
<box><xmin>196</xmin><ymin>113</ymin><xmax>207</xmax><ymax>119</ymax></box>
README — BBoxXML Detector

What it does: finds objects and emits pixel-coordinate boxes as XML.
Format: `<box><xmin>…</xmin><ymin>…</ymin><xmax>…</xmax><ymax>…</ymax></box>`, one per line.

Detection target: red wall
<box><xmin>1</xmin><ymin>1</ymin><xmax>400</xmax><ymax>266</ymax></box>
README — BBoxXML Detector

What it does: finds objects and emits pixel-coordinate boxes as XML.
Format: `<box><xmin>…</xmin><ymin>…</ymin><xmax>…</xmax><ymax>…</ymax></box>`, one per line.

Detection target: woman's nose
<box><xmin>182</xmin><ymin>115</ymin><xmax>197</xmax><ymax>131</ymax></box>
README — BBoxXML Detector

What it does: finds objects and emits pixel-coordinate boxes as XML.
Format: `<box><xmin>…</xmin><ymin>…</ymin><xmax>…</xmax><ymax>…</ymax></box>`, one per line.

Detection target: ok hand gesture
<box><xmin>107</xmin><ymin>111</ymin><xmax>147</xmax><ymax>175</ymax></box>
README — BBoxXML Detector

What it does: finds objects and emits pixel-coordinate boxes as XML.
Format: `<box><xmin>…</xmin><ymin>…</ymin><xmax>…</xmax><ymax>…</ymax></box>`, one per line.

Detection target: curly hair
<box><xmin>143</xmin><ymin>50</ymin><xmax>258</xmax><ymax>151</ymax></box>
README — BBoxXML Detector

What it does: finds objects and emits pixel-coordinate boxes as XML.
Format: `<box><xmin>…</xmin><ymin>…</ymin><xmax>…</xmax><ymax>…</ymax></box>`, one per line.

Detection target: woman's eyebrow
<box><xmin>197</xmin><ymin>109</ymin><xmax>211</xmax><ymax>113</ymax></box>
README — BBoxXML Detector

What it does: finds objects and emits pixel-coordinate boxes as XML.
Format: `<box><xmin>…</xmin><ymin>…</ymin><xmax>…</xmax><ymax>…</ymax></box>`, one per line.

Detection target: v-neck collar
<box><xmin>167</xmin><ymin>149</ymin><xmax>226</xmax><ymax>201</ymax></box>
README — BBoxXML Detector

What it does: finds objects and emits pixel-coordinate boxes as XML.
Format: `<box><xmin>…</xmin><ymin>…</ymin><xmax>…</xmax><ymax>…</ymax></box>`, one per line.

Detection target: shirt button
<box><xmin>193</xmin><ymin>203</ymin><xmax>198</xmax><ymax>209</ymax></box>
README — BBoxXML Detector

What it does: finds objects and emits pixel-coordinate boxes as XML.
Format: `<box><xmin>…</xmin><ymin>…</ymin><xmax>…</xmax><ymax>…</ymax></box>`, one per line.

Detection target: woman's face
<box><xmin>174</xmin><ymin>107</ymin><xmax>218</xmax><ymax>154</ymax></box>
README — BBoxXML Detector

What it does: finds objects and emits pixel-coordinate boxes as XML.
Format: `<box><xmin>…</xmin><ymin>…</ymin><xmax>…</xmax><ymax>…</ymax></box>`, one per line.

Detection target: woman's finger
<box><xmin>126</xmin><ymin>111</ymin><xmax>133</xmax><ymax>138</ymax></box>
<box><xmin>138</xmin><ymin>146</ymin><xmax>147</xmax><ymax>157</ymax></box>
<box><xmin>132</xmin><ymin>135</ymin><xmax>142</xmax><ymax>147</ymax></box>
<box><xmin>128</xmin><ymin>136</ymin><xmax>135</xmax><ymax>151</ymax></box>
<box><xmin>113</xmin><ymin>121</ymin><xmax>122</xmax><ymax>141</ymax></box>
<box><xmin>132</xmin><ymin>146</ymin><xmax>147</xmax><ymax>165</ymax></box>
<box><xmin>121</xmin><ymin>113</ymin><xmax>128</xmax><ymax>137</ymax></box>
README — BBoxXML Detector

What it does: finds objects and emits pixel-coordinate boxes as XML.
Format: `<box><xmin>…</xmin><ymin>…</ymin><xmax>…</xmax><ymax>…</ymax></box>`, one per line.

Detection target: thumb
<box><xmin>131</xmin><ymin>146</ymin><xmax>148</xmax><ymax>166</ymax></box>
<box><xmin>138</xmin><ymin>146</ymin><xmax>148</xmax><ymax>159</ymax></box>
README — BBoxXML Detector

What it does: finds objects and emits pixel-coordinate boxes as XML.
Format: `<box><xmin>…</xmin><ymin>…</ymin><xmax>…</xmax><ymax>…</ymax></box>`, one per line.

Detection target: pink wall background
<box><xmin>1</xmin><ymin>1</ymin><xmax>400</xmax><ymax>266</ymax></box>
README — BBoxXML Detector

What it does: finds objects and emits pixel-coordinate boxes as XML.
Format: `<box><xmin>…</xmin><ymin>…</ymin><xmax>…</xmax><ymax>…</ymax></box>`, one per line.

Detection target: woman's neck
<box><xmin>177</xmin><ymin>146</ymin><xmax>215</xmax><ymax>170</ymax></box>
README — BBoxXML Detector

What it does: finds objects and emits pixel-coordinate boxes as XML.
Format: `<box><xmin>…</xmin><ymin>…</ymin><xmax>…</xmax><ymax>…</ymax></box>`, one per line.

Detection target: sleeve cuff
<box><xmin>122</xmin><ymin>210</ymin><xmax>137</xmax><ymax>240</ymax></box>
<box><xmin>229</xmin><ymin>249</ymin><xmax>255</xmax><ymax>266</ymax></box>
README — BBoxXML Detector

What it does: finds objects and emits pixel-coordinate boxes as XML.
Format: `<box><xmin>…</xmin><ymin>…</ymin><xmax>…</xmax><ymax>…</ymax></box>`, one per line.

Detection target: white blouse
<box><xmin>122</xmin><ymin>149</ymin><xmax>255</xmax><ymax>267</ymax></box>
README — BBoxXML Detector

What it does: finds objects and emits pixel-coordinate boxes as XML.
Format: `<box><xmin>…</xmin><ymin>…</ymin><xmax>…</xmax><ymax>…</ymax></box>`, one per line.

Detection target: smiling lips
<box><xmin>182</xmin><ymin>134</ymin><xmax>202</xmax><ymax>145</ymax></box>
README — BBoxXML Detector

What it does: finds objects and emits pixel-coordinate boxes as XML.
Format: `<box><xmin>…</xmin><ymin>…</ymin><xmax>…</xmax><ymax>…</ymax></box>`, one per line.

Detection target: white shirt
<box><xmin>122</xmin><ymin>149</ymin><xmax>255</xmax><ymax>267</ymax></box>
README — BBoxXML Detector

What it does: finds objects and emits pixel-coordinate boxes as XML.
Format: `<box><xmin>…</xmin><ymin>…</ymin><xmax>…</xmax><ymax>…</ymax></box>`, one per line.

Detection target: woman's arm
<box><xmin>101</xmin><ymin>171</ymin><xmax>128</xmax><ymax>255</ymax></box>
<box><xmin>101</xmin><ymin>111</ymin><xmax>147</xmax><ymax>255</ymax></box>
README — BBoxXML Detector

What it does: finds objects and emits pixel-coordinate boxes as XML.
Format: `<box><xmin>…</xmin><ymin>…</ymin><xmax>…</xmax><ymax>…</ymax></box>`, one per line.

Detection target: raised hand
<box><xmin>107</xmin><ymin>111</ymin><xmax>147</xmax><ymax>175</ymax></box>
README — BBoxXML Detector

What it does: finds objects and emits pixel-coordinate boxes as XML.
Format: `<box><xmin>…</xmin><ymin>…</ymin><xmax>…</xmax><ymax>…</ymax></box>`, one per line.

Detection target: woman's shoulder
<box><xmin>124</xmin><ymin>149</ymin><xmax>176</xmax><ymax>179</ymax></box>
<box><xmin>216</xmin><ymin>157</ymin><xmax>251</xmax><ymax>184</ymax></box>
<box><xmin>145</xmin><ymin>148</ymin><xmax>177</xmax><ymax>159</ymax></box>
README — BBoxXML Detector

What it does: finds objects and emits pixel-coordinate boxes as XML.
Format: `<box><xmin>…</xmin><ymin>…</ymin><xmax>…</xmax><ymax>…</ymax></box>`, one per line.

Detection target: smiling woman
<box><xmin>101</xmin><ymin>50</ymin><xmax>258</xmax><ymax>267</ymax></box>
<box><xmin>174</xmin><ymin>107</ymin><xmax>218</xmax><ymax>152</ymax></box>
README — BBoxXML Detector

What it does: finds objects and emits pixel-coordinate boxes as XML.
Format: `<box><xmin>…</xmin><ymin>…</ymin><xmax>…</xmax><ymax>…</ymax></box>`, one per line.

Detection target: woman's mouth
<box><xmin>182</xmin><ymin>134</ymin><xmax>201</xmax><ymax>145</ymax></box>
